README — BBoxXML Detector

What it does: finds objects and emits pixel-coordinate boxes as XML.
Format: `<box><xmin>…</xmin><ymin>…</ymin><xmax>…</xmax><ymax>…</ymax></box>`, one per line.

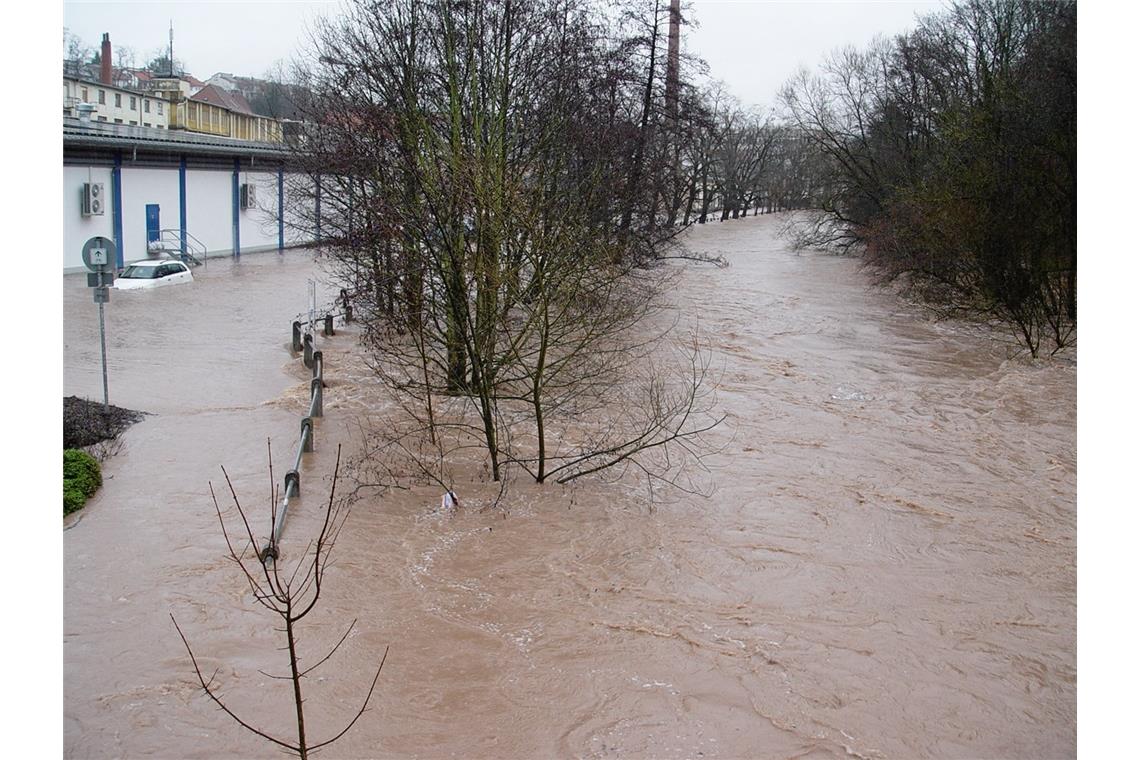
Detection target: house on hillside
<box><xmin>173</xmin><ymin>83</ymin><xmax>283</xmax><ymax>142</ymax></box>
<box><xmin>62</xmin><ymin>75</ymin><xmax>169</xmax><ymax>128</ymax></box>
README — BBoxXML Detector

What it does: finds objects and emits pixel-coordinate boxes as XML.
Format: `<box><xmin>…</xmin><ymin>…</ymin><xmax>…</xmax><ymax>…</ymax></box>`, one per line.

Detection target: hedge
<box><xmin>64</xmin><ymin>449</ymin><xmax>102</xmax><ymax>516</ymax></box>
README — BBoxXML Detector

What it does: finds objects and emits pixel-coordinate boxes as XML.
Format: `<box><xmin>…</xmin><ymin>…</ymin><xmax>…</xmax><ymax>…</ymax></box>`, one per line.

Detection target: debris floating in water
<box><xmin>829</xmin><ymin>385</ymin><xmax>874</xmax><ymax>402</ymax></box>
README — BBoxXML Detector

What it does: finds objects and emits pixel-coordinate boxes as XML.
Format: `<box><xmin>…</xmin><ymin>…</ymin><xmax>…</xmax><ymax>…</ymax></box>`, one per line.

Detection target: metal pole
<box><xmin>301</xmin><ymin>417</ymin><xmax>314</xmax><ymax>453</ymax></box>
<box><xmin>310</xmin><ymin>378</ymin><xmax>322</xmax><ymax>417</ymax></box>
<box><xmin>98</xmin><ymin>300</ymin><xmax>109</xmax><ymax>413</ymax></box>
<box><xmin>308</xmin><ymin>279</ymin><xmax>316</xmax><ymax>335</ymax></box>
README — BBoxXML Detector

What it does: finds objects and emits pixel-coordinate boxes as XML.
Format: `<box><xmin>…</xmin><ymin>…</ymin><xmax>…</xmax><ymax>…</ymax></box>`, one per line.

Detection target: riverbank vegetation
<box><xmin>272</xmin><ymin>0</ymin><xmax>1073</xmax><ymax>490</ymax></box>
<box><xmin>779</xmin><ymin>0</ymin><xmax>1076</xmax><ymax>357</ymax></box>
<box><xmin>63</xmin><ymin>396</ymin><xmax>145</xmax><ymax>515</ymax></box>
<box><xmin>63</xmin><ymin>449</ymin><xmax>102</xmax><ymax>515</ymax></box>
<box><xmin>284</xmin><ymin>0</ymin><xmax>725</xmax><ymax>490</ymax></box>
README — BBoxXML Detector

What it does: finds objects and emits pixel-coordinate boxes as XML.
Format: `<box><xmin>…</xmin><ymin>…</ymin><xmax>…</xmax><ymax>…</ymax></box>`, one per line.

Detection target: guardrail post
<box><xmin>284</xmin><ymin>469</ymin><xmax>300</xmax><ymax>497</ymax></box>
<box><xmin>291</xmin><ymin>321</ymin><xmax>302</xmax><ymax>353</ymax></box>
<box><xmin>301</xmin><ymin>417</ymin><xmax>314</xmax><ymax>452</ymax></box>
<box><xmin>310</xmin><ymin>377</ymin><xmax>323</xmax><ymax>417</ymax></box>
<box><xmin>324</xmin><ymin>314</ymin><xmax>335</xmax><ymax>336</ymax></box>
<box><xmin>303</xmin><ymin>333</ymin><xmax>313</xmax><ymax>368</ymax></box>
<box><xmin>312</xmin><ymin>350</ymin><xmax>323</xmax><ymax>380</ymax></box>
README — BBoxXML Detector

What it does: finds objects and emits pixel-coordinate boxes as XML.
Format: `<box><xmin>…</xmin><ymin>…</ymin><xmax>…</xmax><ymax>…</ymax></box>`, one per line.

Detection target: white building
<box><xmin>63</xmin><ymin>117</ymin><xmax>317</xmax><ymax>272</ymax></box>
<box><xmin>63</xmin><ymin>76</ymin><xmax>169</xmax><ymax>129</ymax></box>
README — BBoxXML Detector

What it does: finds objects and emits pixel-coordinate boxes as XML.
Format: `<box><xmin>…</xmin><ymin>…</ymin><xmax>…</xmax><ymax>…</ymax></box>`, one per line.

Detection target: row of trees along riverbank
<box><xmin>780</xmin><ymin>0</ymin><xmax>1076</xmax><ymax>357</ymax></box>
<box><xmin>282</xmin><ymin>0</ymin><xmax>727</xmax><ymax>490</ymax></box>
<box><xmin>265</xmin><ymin>0</ymin><xmax>1074</xmax><ymax>489</ymax></box>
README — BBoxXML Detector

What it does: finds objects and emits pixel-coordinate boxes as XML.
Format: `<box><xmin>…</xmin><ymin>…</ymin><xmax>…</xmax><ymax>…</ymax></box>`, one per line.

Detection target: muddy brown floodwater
<box><xmin>63</xmin><ymin>215</ymin><xmax>1076</xmax><ymax>759</ymax></box>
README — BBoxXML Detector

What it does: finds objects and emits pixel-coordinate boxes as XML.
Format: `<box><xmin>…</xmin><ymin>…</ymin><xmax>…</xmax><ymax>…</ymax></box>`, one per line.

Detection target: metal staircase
<box><xmin>146</xmin><ymin>229</ymin><xmax>208</xmax><ymax>267</ymax></box>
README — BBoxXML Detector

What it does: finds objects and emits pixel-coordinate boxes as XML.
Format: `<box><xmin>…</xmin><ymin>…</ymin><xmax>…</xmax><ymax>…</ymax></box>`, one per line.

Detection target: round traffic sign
<box><xmin>82</xmin><ymin>236</ymin><xmax>117</xmax><ymax>273</ymax></box>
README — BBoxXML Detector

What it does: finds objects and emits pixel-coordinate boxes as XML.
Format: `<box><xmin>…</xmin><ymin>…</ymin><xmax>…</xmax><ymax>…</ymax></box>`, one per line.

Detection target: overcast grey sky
<box><xmin>62</xmin><ymin>0</ymin><xmax>938</xmax><ymax>107</ymax></box>
<box><xmin>687</xmin><ymin>0</ymin><xmax>939</xmax><ymax>107</ymax></box>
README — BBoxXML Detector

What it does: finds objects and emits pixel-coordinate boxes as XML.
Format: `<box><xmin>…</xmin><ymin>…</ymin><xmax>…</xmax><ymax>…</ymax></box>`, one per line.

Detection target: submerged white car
<box><xmin>113</xmin><ymin>259</ymin><xmax>194</xmax><ymax>290</ymax></box>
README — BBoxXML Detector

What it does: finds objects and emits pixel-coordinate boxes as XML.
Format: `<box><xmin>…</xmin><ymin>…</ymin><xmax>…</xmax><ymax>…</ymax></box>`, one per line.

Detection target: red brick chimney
<box><xmin>100</xmin><ymin>33</ymin><xmax>112</xmax><ymax>84</ymax></box>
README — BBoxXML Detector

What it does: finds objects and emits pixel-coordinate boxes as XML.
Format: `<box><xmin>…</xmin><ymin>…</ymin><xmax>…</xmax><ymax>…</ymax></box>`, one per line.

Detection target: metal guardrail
<box><xmin>261</xmin><ymin>291</ymin><xmax>354</xmax><ymax>564</ymax></box>
<box><xmin>293</xmin><ymin>289</ymin><xmax>355</xmax><ymax>342</ymax></box>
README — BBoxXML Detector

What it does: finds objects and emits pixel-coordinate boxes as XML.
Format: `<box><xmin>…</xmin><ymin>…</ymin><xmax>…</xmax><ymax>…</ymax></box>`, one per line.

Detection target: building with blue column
<box><xmin>63</xmin><ymin>118</ymin><xmax>316</xmax><ymax>272</ymax></box>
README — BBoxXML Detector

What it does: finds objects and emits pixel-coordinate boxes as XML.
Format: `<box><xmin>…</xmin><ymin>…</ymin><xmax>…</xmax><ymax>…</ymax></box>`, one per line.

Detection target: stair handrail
<box><xmin>152</xmin><ymin>228</ymin><xmax>208</xmax><ymax>268</ymax></box>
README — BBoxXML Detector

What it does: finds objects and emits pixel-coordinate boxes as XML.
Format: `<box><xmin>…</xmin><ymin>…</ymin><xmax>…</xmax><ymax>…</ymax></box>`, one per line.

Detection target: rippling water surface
<box><xmin>63</xmin><ymin>217</ymin><xmax>1076</xmax><ymax>759</ymax></box>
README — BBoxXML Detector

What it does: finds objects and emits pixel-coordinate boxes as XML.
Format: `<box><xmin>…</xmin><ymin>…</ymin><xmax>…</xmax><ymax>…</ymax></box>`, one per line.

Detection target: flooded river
<box><xmin>63</xmin><ymin>215</ymin><xmax>1076</xmax><ymax>759</ymax></box>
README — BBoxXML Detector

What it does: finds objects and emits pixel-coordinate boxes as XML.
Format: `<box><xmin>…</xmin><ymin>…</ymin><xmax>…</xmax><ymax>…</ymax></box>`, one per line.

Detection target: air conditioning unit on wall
<box><xmin>240</xmin><ymin>183</ymin><xmax>257</xmax><ymax>209</ymax></box>
<box><xmin>81</xmin><ymin>182</ymin><xmax>105</xmax><ymax>216</ymax></box>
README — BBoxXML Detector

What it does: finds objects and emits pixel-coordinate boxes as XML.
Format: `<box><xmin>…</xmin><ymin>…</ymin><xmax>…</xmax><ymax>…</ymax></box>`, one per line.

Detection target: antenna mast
<box><xmin>169</xmin><ymin>20</ymin><xmax>174</xmax><ymax>76</ymax></box>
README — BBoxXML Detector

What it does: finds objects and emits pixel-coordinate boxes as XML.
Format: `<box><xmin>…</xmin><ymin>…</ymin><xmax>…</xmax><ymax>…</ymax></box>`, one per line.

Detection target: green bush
<box><xmin>63</xmin><ymin>449</ymin><xmax>102</xmax><ymax>515</ymax></box>
<box><xmin>64</xmin><ymin>484</ymin><xmax>87</xmax><ymax>515</ymax></box>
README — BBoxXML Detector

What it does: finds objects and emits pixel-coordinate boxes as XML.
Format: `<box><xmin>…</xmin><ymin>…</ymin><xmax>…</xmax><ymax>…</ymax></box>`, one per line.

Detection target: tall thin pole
<box><xmin>169</xmin><ymin>20</ymin><xmax>174</xmax><ymax>76</ymax></box>
<box><xmin>98</xmin><ymin>301</ymin><xmax>110</xmax><ymax>413</ymax></box>
<box><xmin>665</xmin><ymin>0</ymin><xmax>681</xmax><ymax>126</ymax></box>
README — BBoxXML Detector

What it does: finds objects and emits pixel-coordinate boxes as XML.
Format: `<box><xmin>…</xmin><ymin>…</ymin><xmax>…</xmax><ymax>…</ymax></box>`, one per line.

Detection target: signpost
<box><xmin>81</xmin><ymin>236</ymin><xmax>117</xmax><ymax>413</ymax></box>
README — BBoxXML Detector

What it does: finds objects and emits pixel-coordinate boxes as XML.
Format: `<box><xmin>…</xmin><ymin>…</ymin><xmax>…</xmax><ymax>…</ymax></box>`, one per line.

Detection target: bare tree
<box><xmin>280</xmin><ymin>0</ymin><xmax>724</xmax><ymax>495</ymax></box>
<box><xmin>172</xmin><ymin>445</ymin><xmax>387</xmax><ymax>759</ymax></box>
<box><xmin>63</xmin><ymin>28</ymin><xmax>93</xmax><ymax>78</ymax></box>
<box><xmin>146</xmin><ymin>47</ymin><xmax>186</xmax><ymax>76</ymax></box>
<box><xmin>778</xmin><ymin>0</ymin><xmax>1076</xmax><ymax>356</ymax></box>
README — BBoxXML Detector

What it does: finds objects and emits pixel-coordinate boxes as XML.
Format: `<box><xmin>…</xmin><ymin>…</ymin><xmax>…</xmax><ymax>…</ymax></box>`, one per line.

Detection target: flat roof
<box><xmin>63</xmin><ymin>117</ymin><xmax>290</xmax><ymax>159</ymax></box>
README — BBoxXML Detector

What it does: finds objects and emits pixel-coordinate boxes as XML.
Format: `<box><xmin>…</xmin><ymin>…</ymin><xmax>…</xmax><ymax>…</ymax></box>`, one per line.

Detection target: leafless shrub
<box><xmin>172</xmin><ymin>444</ymin><xmax>387</xmax><ymax>759</ymax></box>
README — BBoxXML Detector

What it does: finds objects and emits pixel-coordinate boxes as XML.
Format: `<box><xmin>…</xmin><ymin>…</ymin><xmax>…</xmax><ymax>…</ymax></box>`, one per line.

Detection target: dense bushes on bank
<box><xmin>64</xmin><ymin>449</ymin><xmax>102</xmax><ymax>515</ymax></box>
<box><xmin>780</xmin><ymin>0</ymin><xmax>1076</xmax><ymax>356</ymax></box>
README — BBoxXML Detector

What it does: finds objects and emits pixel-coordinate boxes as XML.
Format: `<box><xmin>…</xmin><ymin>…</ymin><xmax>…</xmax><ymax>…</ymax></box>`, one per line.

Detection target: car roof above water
<box><xmin>124</xmin><ymin>259</ymin><xmax>185</xmax><ymax>268</ymax></box>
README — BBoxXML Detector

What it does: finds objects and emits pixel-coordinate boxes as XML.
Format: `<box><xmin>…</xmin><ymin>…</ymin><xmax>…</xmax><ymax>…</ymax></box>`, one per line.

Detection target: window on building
<box><xmin>114</xmin><ymin>118</ymin><xmax>123</xmax><ymax>124</ymax></box>
<box><xmin>129</xmin><ymin>120</ymin><xmax>137</xmax><ymax>126</ymax></box>
<box><xmin>157</xmin><ymin>101</ymin><xmax>164</xmax><ymax>115</ymax></box>
<box><xmin>81</xmin><ymin>87</ymin><xmax>88</xmax><ymax>101</ymax></box>
<box><xmin>144</xmin><ymin>100</ymin><xmax>150</xmax><ymax>113</ymax></box>
<box><xmin>143</xmin><ymin>122</ymin><xmax>151</xmax><ymax>128</ymax></box>
<box><xmin>130</xmin><ymin>96</ymin><xmax>137</xmax><ymax>109</ymax></box>
<box><xmin>97</xmin><ymin>116</ymin><xmax>107</xmax><ymax>122</ymax></box>
<box><xmin>114</xmin><ymin>93</ymin><xmax>121</xmax><ymax>107</ymax></box>
<box><xmin>98</xmin><ymin>90</ymin><xmax>105</xmax><ymax>104</ymax></box>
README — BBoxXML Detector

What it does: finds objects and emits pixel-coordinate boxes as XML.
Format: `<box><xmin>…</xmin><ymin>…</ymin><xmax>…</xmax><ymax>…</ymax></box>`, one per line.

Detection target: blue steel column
<box><xmin>278</xmin><ymin>165</ymin><xmax>284</xmax><ymax>252</ymax></box>
<box><xmin>179</xmin><ymin>155</ymin><xmax>188</xmax><ymax>256</ymax></box>
<box><xmin>112</xmin><ymin>151</ymin><xmax>124</xmax><ymax>268</ymax></box>
<box><xmin>232</xmin><ymin>157</ymin><xmax>241</xmax><ymax>256</ymax></box>
<box><xmin>315</xmin><ymin>173</ymin><xmax>321</xmax><ymax>242</ymax></box>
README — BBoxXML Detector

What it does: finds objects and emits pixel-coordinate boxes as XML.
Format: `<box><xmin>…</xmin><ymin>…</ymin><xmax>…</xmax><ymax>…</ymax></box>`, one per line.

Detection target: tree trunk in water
<box><xmin>285</xmin><ymin>612</ymin><xmax>308</xmax><ymax>759</ymax></box>
<box><xmin>682</xmin><ymin>171</ymin><xmax>697</xmax><ymax>226</ymax></box>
